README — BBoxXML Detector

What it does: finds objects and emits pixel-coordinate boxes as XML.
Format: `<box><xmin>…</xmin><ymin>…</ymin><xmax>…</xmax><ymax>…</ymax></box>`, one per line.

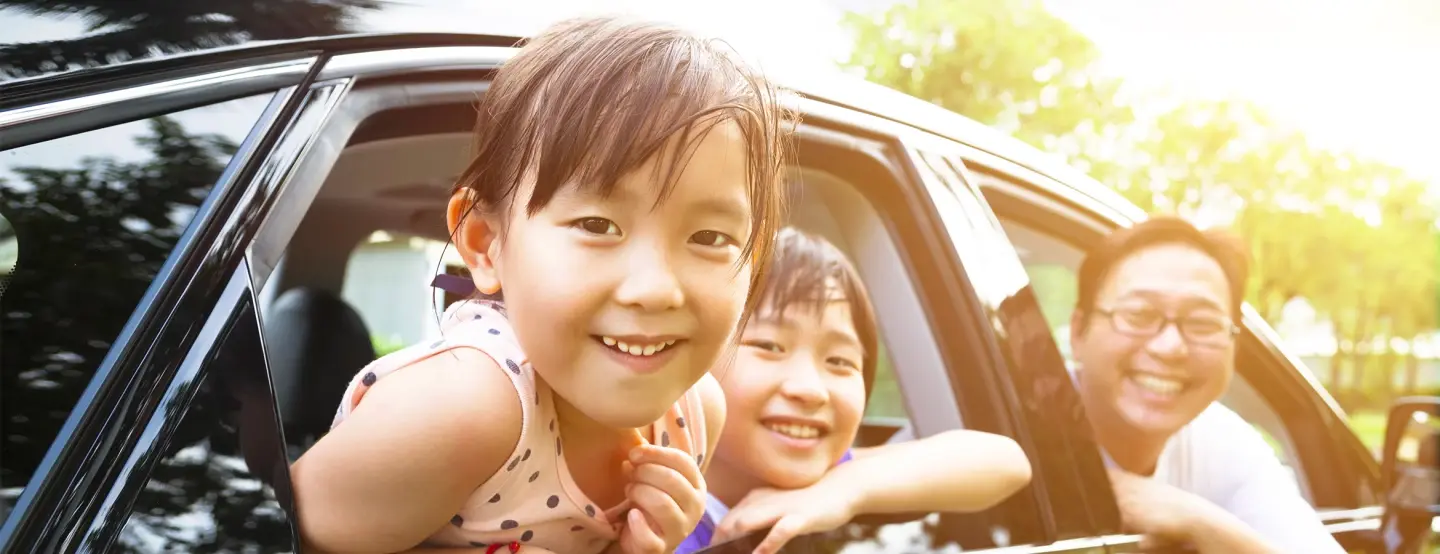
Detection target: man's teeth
<box><xmin>600</xmin><ymin>336</ymin><xmax>676</xmax><ymax>357</ymax></box>
<box><xmin>1130</xmin><ymin>373</ymin><xmax>1184</xmax><ymax>396</ymax></box>
<box><xmin>765</xmin><ymin>422</ymin><xmax>821</xmax><ymax>439</ymax></box>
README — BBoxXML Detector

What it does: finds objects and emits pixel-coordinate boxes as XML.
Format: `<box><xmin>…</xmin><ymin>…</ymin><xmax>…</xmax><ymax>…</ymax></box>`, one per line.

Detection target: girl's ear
<box><xmin>447</xmin><ymin>190</ymin><xmax>502</xmax><ymax>295</ymax></box>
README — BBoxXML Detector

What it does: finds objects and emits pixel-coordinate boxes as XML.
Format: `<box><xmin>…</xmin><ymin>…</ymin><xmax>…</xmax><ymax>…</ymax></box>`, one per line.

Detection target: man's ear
<box><xmin>447</xmin><ymin>190</ymin><xmax>502</xmax><ymax>295</ymax></box>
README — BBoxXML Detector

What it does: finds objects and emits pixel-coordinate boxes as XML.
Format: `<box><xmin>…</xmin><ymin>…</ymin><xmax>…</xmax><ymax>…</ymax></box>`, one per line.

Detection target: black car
<box><xmin>0</xmin><ymin>5</ymin><xmax>1434</xmax><ymax>553</ymax></box>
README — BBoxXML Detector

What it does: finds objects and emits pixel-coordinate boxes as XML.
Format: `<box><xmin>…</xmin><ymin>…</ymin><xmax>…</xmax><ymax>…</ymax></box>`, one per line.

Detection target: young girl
<box><xmin>290</xmin><ymin>16</ymin><xmax>790</xmax><ymax>554</ymax></box>
<box><xmin>678</xmin><ymin>228</ymin><xmax>1034</xmax><ymax>554</ymax></box>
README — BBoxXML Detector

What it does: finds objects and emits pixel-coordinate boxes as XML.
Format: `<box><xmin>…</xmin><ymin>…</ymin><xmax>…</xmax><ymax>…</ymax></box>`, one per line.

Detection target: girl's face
<box><xmin>459</xmin><ymin>121</ymin><xmax>754</xmax><ymax>429</ymax></box>
<box><xmin>711</xmin><ymin>294</ymin><xmax>867</xmax><ymax>490</ymax></box>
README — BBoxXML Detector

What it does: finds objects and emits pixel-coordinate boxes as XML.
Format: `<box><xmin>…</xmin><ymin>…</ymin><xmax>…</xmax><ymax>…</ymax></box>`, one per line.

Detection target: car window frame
<box><xmin>86</xmin><ymin>259</ymin><xmax>299</xmax><ymax>552</ymax></box>
<box><xmin>966</xmin><ymin>155</ymin><xmax>1389</xmax><ymax>549</ymax></box>
<box><xmin>0</xmin><ymin>58</ymin><xmax>319</xmax><ymax>550</ymax></box>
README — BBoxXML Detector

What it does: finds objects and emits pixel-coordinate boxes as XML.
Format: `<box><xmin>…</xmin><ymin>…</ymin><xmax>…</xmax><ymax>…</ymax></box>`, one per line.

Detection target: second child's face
<box><xmin>712</xmin><ymin>295</ymin><xmax>867</xmax><ymax>490</ymax></box>
<box><xmin>475</xmin><ymin>121</ymin><xmax>755</xmax><ymax>429</ymax></box>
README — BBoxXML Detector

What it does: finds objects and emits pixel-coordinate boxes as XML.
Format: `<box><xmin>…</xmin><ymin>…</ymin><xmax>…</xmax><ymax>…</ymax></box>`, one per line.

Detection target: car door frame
<box><xmin>962</xmin><ymin>147</ymin><xmax>1389</xmax><ymax>550</ymax></box>
<box><xmin>0</xmin><ymin>49</ymin><xmax>339</xmax><ymax>551</ymax></box>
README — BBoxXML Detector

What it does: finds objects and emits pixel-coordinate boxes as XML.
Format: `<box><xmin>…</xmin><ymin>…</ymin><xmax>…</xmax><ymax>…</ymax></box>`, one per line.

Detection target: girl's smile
<box><xmin>593</xmin><ymin>334</ymin><xmax>689</xmax><ymax>375</ymax></box>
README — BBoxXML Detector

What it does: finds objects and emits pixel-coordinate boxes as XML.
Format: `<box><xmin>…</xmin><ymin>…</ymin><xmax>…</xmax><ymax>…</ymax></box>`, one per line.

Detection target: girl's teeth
<box><xmin>600</xmin><ymin>337</ymin><xmax>674</xmax><ymax>357</ymax></box>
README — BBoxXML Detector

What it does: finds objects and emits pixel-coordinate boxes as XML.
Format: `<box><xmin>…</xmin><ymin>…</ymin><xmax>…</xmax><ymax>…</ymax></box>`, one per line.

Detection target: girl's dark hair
<box><xmin>755</xmin><ymin>227</ymin><xmax>879</xmax><ymax>398</ymax></box>
<box><xmin>453</xmin><ymin>15</ymin><xmax>794</xmax><ymax>318</ymax></box>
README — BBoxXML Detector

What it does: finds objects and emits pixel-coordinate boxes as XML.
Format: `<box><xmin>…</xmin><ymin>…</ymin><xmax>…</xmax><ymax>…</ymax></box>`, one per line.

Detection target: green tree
<box><xmin>843</xmin><ymin>0</ymin><xmax>1440</xmax><ymax>411</ymax></box>
<box><xmin>842</xmin><ymin>0</ymin><xmax>1134</xmax><ymax>153</ymax></box>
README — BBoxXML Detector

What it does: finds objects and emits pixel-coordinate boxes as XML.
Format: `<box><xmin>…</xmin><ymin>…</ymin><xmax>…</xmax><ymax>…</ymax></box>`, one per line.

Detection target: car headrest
<box><xmin>265</xmin><ymin>287</ymin><xmax>375</xmax><ymax>448</ymax></box>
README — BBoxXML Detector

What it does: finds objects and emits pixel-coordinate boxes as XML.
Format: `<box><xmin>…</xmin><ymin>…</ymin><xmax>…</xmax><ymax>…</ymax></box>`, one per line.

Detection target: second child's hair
<box><xmin>756</xmin><ymin>227</ymin><xmax>879</xmax><ymax>398</ymax></box>
<box><xmin>453</xmin><ymin>15</ymin><xmax>793</xmax><ymax>319</ymax></box>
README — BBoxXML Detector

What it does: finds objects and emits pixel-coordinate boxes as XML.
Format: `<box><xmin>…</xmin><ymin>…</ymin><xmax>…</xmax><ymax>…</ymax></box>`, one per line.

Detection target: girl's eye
<box><xmin>690</xmin><ymin>230</ymin><xmax>736</xmax><ymax>248</ymax></box>
<box><xmin>827</xmin><ymin>356</ymin><xmax>861</xmax><ymax>372</ymax></box>
<box><xmin>575</xmin><ymin>218</ymin><xmax>620</xmax><ymax>236</ymax></box>
<box><xmin>743</xmin><ymin>339</ymin><xmax>784</xmax><ymax>354</ymax></box>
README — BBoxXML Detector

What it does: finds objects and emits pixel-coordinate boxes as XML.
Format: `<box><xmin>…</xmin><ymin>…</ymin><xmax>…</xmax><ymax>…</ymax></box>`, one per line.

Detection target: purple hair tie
<box><xmin>431</xmin><ymin>274</ymin><xmax>477</xmax><ymax>296</ymax></box>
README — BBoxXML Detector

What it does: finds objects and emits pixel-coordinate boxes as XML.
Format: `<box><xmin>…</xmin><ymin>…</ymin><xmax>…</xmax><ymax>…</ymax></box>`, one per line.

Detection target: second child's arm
<box><xmin>841</xmin><ymin>429</ymin><xmax>1032</xmax><ymax>515</ymax></box>
<box><xmin>713</xmin><ymin>430</ymin><xmax>1032</xmax><ymax>553</ymax></box>
<box><xmin>291</xmin><ymin>348</ymin><xmax>523</xmax><ymax>554</ymax></box>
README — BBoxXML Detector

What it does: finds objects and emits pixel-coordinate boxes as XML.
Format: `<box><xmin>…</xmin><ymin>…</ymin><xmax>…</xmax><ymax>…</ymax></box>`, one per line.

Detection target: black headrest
<box><xmin>265</xmin><ymin>287</ymin><xmax>375</xmax><ymax>447</ymax></box>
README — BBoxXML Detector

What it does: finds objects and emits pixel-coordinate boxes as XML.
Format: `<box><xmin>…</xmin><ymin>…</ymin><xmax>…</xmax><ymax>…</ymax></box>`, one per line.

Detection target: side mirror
<box><xmin>1378</xmin><ymin>396</ymin><xmax>1439</xmax><ymax>554</ymax></box>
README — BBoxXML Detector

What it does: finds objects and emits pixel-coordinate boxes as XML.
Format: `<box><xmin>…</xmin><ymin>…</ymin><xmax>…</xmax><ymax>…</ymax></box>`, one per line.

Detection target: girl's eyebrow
<box><xmin>684</xmin><ymin>196</ymin><xmax>748</xmax><ymax>223</ymax></box>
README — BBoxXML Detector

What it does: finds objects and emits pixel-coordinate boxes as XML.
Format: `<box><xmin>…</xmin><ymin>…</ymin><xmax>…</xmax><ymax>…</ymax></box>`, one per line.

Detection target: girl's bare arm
<box><xmin>291</xmin><ymin>348</ymin><xmax>523</xmax><ymax>554</ymax></box>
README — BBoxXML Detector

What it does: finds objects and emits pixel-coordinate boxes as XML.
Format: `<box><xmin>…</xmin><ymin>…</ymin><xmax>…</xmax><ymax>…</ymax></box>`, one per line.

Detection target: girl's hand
<box><xmin>711</xmin><ymin>483</ymin><xmax>860</xmax><ymax>554</ymax></box>
<box><xmin>617</xmin><ymin>444</ymin><xmax>706</xmax><ymax>553</ymax></box>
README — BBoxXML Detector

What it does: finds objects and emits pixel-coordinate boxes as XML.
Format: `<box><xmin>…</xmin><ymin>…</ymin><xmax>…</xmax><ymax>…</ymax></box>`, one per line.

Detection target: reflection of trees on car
<box><xmin>0</xmin><ymin>0</ymin><xmax>379</xmax><ymax>79</ymax></box>
<box><xmin>0</xmin><ymin>114</ymin><xmax>292</xmax><ymax>547</ymax></box>
<box><xmin>114</xmin><ymin>371</ymin><xmax>292</xmax><ymax>553</ymax></box>
<box><xmin>0</xmin><ymin>117</ymin><xmax>233</xmax><ymax>490</ymax></box>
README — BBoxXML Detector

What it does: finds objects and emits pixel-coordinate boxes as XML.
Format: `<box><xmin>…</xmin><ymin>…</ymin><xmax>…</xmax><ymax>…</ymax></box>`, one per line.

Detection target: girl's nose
<box><xmin>613</xmin><ymin>248</ymin><xmax>684</xmax><ymax>311</ymax></box>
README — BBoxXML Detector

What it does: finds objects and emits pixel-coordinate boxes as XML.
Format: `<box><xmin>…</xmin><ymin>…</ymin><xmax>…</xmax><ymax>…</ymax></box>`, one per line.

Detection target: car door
<box><xmin>961</xmin><ymin>147</ymin><xmax>1390</xmax><ymax>552</ymax></box>
<box><xmin>0</xmin><ymin>50</ymin><xmax>352</xmax><ymax>552</ymax></box>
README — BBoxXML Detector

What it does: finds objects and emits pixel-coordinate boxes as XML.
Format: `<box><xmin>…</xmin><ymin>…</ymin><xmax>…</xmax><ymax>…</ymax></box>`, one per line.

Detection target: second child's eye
<box><xmin>574</xmin><ymin>218</ymin><xmax>620</xmax><ymax>236</ymax></box>
<box><xmin>743</xmin><ymin>339</ymin><xmax>783</xmax><ymax>354</ymax></box>
<box><xmin>690</xmin><ymin>230</ymin><xmax>736</xmax><ymax>248</ymax></box>
<box><xmin>827</xmin><ymin>356</ymin><xmax>861</xmax><ymax>372</ymax></box>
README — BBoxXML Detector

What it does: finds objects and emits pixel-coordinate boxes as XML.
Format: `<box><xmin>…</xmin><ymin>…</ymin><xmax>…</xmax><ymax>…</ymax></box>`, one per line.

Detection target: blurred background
<box><xmin>2</xmin><ymin>0</ymin><xmax>1437</xmax><ymax>457</ymax></box>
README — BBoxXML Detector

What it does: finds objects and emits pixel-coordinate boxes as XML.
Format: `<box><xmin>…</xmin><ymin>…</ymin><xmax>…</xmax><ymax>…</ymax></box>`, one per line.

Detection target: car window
<box><xmin>340</xmin><ymin>231</ymin><xmax>461</xmax><ymax>354</ymax></box>
<box><xmin>0</xmin><ymin>94</ymin><xmax>272</xmax><ymax>521</ymax></box>
<box><xmin>116</xmin><ymin>294</ymin><xmax>297</xmax><ymax>552</ymax></box>
<box><xmin>992</xmin><ymin>211</ymin><xmax>1312</xmax><ymax>498</ymax></box>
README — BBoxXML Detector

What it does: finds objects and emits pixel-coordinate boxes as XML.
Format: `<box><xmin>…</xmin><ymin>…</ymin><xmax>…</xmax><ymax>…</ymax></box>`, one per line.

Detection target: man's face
<box><xmin>1070</xmin><ymin>243</ymin><xmax>1237</xmax><ymax>439</ymax></box>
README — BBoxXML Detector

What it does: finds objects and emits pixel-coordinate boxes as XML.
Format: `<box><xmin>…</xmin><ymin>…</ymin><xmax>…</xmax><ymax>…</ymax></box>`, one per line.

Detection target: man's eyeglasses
<box><xmin>1094</xmin><ymin>305</ymin><xmax>1239</xmax><ymax>346</ymax></box>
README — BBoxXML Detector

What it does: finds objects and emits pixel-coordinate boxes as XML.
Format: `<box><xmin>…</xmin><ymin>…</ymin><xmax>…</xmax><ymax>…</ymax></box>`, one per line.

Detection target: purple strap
<box><xmin>431</xmin><ymin>274</ymin><xmax>477</xmax><ymax>296</ymax></box>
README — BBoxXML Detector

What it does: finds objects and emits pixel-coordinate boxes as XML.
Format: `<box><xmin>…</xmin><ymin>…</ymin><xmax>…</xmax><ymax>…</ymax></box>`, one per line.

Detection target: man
<box><xmin>1068</xmin><ymin>216</ymin><xmax>1344</xmax><ymax>553</ymax></box>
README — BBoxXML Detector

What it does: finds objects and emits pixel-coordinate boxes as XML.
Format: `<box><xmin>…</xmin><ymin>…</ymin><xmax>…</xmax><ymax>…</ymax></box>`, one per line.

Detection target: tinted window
<box><xmin>0</xmin><ymin>94</ymin><xmax>271</xmax><ymax>518</ymax></box>
<box><xmin>116</xmin><ymin>296</ymin><xmax>296</xmax><ymax>552</ymax></box>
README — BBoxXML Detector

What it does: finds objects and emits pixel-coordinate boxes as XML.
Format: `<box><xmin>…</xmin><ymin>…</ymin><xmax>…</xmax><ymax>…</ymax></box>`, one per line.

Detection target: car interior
<box><xmin>249</xmin><ymin>78</ymin><xmax>969</xmax><ymax>467</ymax></box>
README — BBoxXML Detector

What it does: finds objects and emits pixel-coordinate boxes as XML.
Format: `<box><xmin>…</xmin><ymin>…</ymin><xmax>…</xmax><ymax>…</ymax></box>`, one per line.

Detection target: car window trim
<box><xmin>317</xmin><ymin>45</ymin><xmax>515</xmax><ymax>81</ymax></box>
<box><xmin>0</xmin><ymin>71</ymin><xmax>326</xmax><ymax>549</ymax></box>
<box><xmin>0</xmin><ymin>58</ymin><xmax>316</xmax><ymax>151</ymax></box>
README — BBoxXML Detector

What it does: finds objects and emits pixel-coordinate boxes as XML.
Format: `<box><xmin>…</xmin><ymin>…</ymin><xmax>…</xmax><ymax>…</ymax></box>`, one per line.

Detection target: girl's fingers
<box><xmin>628</xmin><ymin>445</ymin><xmax>703</xmax><ymax>490</ymax></box>
<box><xmin>629</xmin><ymin>461</ymin><xmax>701</xmax><ymax>520</ymax></box>
<box><xmin>623</xmin><ymin>508</ymin><xmax>666</xmax><ymax>554</ymax></box>
<box><xmin>627</xmin><ymin>482</ymin><xmax>686</xmax><ymax>541</ymax></box>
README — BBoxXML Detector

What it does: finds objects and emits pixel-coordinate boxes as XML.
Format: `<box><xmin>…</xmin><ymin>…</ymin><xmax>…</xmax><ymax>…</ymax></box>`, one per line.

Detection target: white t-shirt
<box><xmin>1125</xmin><ymin>401</ymin><xmax>1346</xmax><ymax>553</ymax></box>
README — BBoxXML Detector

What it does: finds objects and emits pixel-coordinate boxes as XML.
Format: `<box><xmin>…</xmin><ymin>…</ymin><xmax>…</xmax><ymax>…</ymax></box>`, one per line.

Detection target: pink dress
<box><xmin>331</xmin><ymin>299</ymin><xmax>709</xmax><ymax>552</ymax></box>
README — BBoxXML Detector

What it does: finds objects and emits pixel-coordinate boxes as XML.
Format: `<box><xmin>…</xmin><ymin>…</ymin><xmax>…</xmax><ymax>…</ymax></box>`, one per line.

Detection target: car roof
<box><xmin>0</xmin><ymin>26</ymin><xmax>1142</xmax><ymax>224</ymax></box>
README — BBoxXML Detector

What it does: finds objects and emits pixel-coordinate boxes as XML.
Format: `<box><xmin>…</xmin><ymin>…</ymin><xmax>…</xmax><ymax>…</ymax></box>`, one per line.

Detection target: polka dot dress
<box><xmin>330</xmin><ymin>299</ymin><xmax>709</xmax><ymax>553</ymax></box>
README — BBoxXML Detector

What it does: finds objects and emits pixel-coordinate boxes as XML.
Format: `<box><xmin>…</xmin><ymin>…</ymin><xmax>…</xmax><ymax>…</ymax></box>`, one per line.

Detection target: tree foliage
<box><xmin>845</xmin><ymin>0</ymin><xmax>1440</xmax><ymax>406</ymax></box>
